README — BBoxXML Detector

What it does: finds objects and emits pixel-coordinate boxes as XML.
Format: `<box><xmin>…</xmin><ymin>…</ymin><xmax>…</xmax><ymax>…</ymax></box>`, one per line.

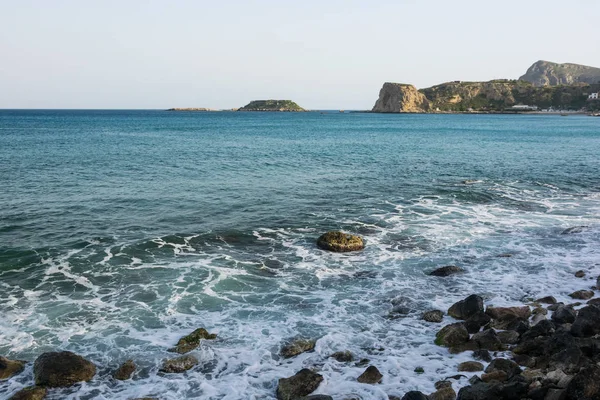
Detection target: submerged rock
<box><xmin>575</xmin><ymin>270</ymin><xmax>586</xmax><ymax>278</ymax></box>
<box><xmin>316</xmin><ymin>231</ymin><xmax>364</xmax><ymax>252</ymax></box>
<box><xmin>159</xmin><ymin>355</ymin><xmax>198</xmax><ymax>373</ymax></box>
<box><xmin>0</xmin><ymin>356</ymin><xmax>26</xmax><ymax>380</ymax></box>
<box><xmin>8</xmin><ymin>386</ymin><xmax>47</xmax><ymax>400</ymax></box>
<box><xmin>561</xmin><ymin>226</ymin><xmax>588</xmax><ymax>234</ymax></box>
<box><xmin>33</xmin><ymin>351</ymin><xmax>96</xmax><ymax>387</ymax></box>
<box><xmin>428</xmin><ymin>265</ymin><xmax>465</xmax><ymax>277</ymax></box>
<box><xmin>422</xmin><ymin>310</ymin><xmax>444</xmax><ymax>323</ymax></box>
<box><xmin>569</xmin><ymin>290</ymin><xmax>594</xmax><ymax>300</ymax></box>
<box><xmin>170</xmin><ymin>328</ymin><xmax>217</xmax><ymax>354</ymax></box>
<box><xmin>330</xmin><ymin>351</ymin><xmax>353</xmax><ymax>362</ymax></box>
<box><xmin>280</xmin><ymin>338</ymin><xmax>316</xmax><ymax>358</ymax></box>
<box><xmin>448</xmin><ymin>295</ymin><xmax>484</xmax><ymax>320</ymax></box>
<box><xmin>113</xmin><ymin>359</ymin><xmax>136</xmax><ymax>380</ymax></box>
<box><xmin>276</xmin><ymin>369</ymin><xmax>323</xmax><ymax>400</ymax></box>
<box><xmin>357</xmin><ymin>365</ymin><xmax>383</xmax><ymax>384</ymax></box>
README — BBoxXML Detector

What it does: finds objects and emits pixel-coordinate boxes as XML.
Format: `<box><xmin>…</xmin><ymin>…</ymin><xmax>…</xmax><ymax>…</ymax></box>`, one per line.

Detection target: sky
<box><xmin>1</xmin><ymin>0</ymin><xmax>599</xmax><ymax>109</ymax></box>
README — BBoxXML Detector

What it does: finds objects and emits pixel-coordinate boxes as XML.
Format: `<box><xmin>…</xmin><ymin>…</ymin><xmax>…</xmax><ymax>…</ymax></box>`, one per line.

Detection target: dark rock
<box><xmin>7</xmin><ymin>387</ymin><xmax>47</xmax><ymax>400</ymax></box>
<box><xmin>277</xmin><ymin>369</ymin><xmax>323</xmax><ymax>400</ymax></box>
<box><xmin>401</xmin><ymin>391</ymin><xmax>428</xmax><ymax>400</ymax></box>
<box><xmin>330</xmin><ymin>351</ymin><xmax>353</xmax><ymax>362</ymax></box>
<box><xmin>521</xmin><ymin>368</ymin><xmax>544</xmax><ymax>382</ymax></box>
<box><xmin>317</xmin><ymin>231</ymin><xmax>364</xmax><ymax>252</ymax></box>
<box><xmin>513</xmin><ymin>354</ymin><xmax>536</xmax><ymax>368</ymax></box>
<box><xmin>546</xmin><ymin>388</ymin><xmax>567</xmax><ymax>400</ymax></box>
<box><xmin>422</xmin><ymin>310</ymin><xmax>444</xmax><ymax>323</ymax></box>
<box><xmin>435</xmin><ymin>323</ymin><xmax>469</xmax><ymax>347</ymax></box>
<box><xmin>300</xmin><ymin>396</ymin><xmax>333</xmax><ymax>400</ymax></box>
<box><xmin>587</xmin><ymin>298</ymin><xmax>600</xmax><ymax>306</ymax></box>
<box><xmin>497</xmin><ymin>330</ymin><xmax>520</xmax><ymax>345</ymax></box>
<box><xmin>566</xmin><ymin>365</ymin><xmax>600</xmax><ymax>400</ymax></box>
<box><xmin>435</xmin><ymin>380</ymin><xmax>453</xmax><ymax>390</ymax></box>
<box><xmin>486</xmin><ymin>306</ymin><xmax>531</xmax><ymax>330</ymax></box>
<box><xmin>448</xmin><ymin>295</ymin><xmax>484</xmax><ymax>320</ymax></box>
<box><xmin>428</xmin><ymin>266</ymin><xmax>465</xmax><ymax>277</ymax></box>
<box><xmin>429</xmin><ymin>386</ymin><xmax>456</xmax><ymax>400</ymax></box>
<box><xmin>0</xmin><ymin>356</ymin><xmax>26</xmax><ymax>380</ymax></box>
<box><xmin>458</xmin><ymin>361</ymin><xmax>484</xmax><ymax>372</ymax></box>
<box><xmin>551</xmin><ymin>305</ymin><xmax>577</xmax><ymax>324</ymax></box>
<box><xmin>521</xmin><ymin>319</ymin><xmax>555</xmax><ymax>342</ymax></box>
<box><xmin>472</xmin><ymin>349</ymin><xmax>492</xmax><ymax>362</ymax></box>
<box><xmin>414</xmin><ymin>367</ymin><xmax>424</xmax><ymax>374</ymax></box>
<box><xmin>546</xmin><ymin>331</ymin><xmax>583</xmax><ymax>373</ymax></box>
<box><xmin>456</xmin><ymin>381</ymin><xmax>502</xmax><ymax>400</ymax></box>
<box><xmin>548</xmin><ymin>303</ymin><xmax>563</xmax><ymax>311</ymax></box>
<box><xmin>481</xmin><ymin>370</ymin><xmax>508</xmax><ymax>383</ymax></box>
<box><xmin>113</xmin><ymin>359</ymin><xmax>135</xmax><ymax>380</ymax></box>
<box><xmin>485</xmin><ymin>358</ymin><xmax>522</xmax><ymax>379</ymax></box>
<box><xmin>33</xmin><ymin>351</ymin><xmax>96</xmax><ymax>387</ymax></box>
<box><xmin>496</xmin><ymin>375</ymin><xmax>528</xmax><ymax>399</ymax></box>
<box><xmin>561</xmin><ymin>226</ymin><xmax>588</xmax><ymax>234</ymax></box>
<box><xmin>170</xmin><ymin>328</ymin><xmax>217</xmax><ymax>354</ymax></box>
<box><xmin>471</xmin><ymin>329</ymin><xmax>504</xmax><ymax>351</ymax></box>
<box><xmin>159</xmin><ymin>355</ymin><xmax>198</xmax><ymax>373</ymax></box>
<box><xmin>571</xmin><ymin>304</ymin><xmax>600</xmax><ymax>337</ymax></box>
<box><xmin>575</xmin><ymin>270</ymin><xmax>586</xmax><ymax>278</ymax></box>
<box><xmin>569</xmin><ymin>290</ymin><xmax>594</xmax><ymax>300</ymax></box>
<box><xmin>357</xmin><ymin>366</ymin><xmax>382</xmax><ymax>384</ymax></box>
<box><xmin>464</xmin><ymin>311</ymin><xmax>491</xmax><ymax>334</ymax></box>
<box><xmin>536</xmin><ymin>296</ymin><xmax>557</xmax><ymax>304</ymax></box>
<box><xmin>281</xmin><ymin>339</ymin><xmax>316</xmax><ymax>358</ymax></box>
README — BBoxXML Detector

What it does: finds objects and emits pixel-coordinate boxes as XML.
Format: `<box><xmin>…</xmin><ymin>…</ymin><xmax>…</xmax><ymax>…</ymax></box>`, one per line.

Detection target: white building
<box><xmin>589</xmin><ymin>92</ymin><xmax>599</xmax><ymax>100</ymax></box>
<box><xmin>511</xmin><ymin>105</ymin><xmax>538</xmax><ymax>111</ymax></box>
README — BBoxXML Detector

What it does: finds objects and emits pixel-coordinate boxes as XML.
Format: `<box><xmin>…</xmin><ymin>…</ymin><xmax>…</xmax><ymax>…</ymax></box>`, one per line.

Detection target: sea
<box><xmin>0</xmin><ymin>110</ymin><xmax>599</xmax><ymax>399</ymax></box>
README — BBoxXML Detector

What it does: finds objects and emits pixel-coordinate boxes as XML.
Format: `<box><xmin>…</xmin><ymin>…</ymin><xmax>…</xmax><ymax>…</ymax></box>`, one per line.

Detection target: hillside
<box><xmin>520</xmin><ymin>60</ymin><xmax>600</xmax><ymax>87</ymax></box>
<box><xmin>238</xmin><ymin>100</ymin><xmax>306</xmax><ymax>112</ymax></box>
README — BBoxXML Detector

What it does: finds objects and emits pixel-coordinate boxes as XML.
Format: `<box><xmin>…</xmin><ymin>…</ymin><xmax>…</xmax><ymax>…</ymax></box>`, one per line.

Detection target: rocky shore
<box><xmin>2</xmin><ymin>231</ymin><xmax>599</xmax><ymax>400</ymax></box>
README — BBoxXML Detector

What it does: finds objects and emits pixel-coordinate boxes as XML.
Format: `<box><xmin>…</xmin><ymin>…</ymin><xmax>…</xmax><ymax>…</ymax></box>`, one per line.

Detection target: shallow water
<box><xmin>1</xmin><ymin>110</ymin><xmax>599</xmax><ymax>399</ymax></box>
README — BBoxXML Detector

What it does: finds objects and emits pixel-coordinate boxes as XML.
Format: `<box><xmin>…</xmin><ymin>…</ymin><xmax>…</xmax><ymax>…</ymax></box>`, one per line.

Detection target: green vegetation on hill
<box><xmin>238</xmin><ymin>100</ymin><xmax>306</xmax><ymax>112</ymax></box>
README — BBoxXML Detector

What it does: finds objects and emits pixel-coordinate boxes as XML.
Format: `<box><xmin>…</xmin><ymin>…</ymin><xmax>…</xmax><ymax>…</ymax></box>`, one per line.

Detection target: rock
<box><xmin>435</xmin><ymin>323</ymin><xmax>469</xmax><ymax>347</ymax></box>
<box><xmin>456</xmin><ymin>380</ymin><xmax>502</xmax><ymax>399</ymax></box>
<box><xmin>429</xmin><ymin>386</ymin><xmax>456</xmax><ymax>400</ymax></box>
<box><xmin>33</xmin><ymin>351</ymin><xmax>96</xmax><ymax>387</ymax></box>
<box><xmin>569</xmin><ymin>290</ymin><xmax>594</xmax><ymax>300</ymax></box>
<box><xmin>357</xmin><ymin>366</ymin><xmax>382</xmax><ymax>384</ymax></box>
<box><xmin>485</xmin><ymin>358</ymin><xmax>522</xmax><ymax>379</ymax></box>
<box><xmin>548</xmin><ymin>303</ymin><xmax>563</xmax><ymax>311</ymax></box>
<box><xmin>300</xmin><ymin>396</ymin><xmax>332</xmax><ymax>400</ymax></box>
<box><xmin>521</xmin><ymin>319</ymin><xmax>555</xmax><ymax>342</ymax></box>
<box><xmin>545</xmin><ymin>388</ymin><xmax>567</xmax><ymax>400</ymax></box>
<box><xmin>561</xmin><ymin>226</ymin><xmax>589</xmax><ymax>234</ymax></box>
<box><xmin>401</xmin><ymin>392</ymin><xmax>428</xmax><ymax>400</ymax></box>
<box><xmin>371</xmin><ymin>83</ymin><xmax>431</xmax><ymax>113</ymax></box>
<box><xmin>428</xmin><ymin>266</ymin><xmax>465</xmax><ymax>277</ymax></box>
<box><xmin>8</xmin><ymin>387</ymin><xmax>47</xmax><ymax>400</ymax></box>
<box><xmin>571</xmin><ymin>305</ymin><xmax>600</xmax><ymax>337</ymax></box>
<box><xmin>464</xmin><ymin>311</ymin><xmax>492</xmax><ymax>334</ymax></box>
<box><xmin>113</xmin><ymin>359</ymin><xmax>136</xmax><ymax>380</ymax></box>
<box><xmin>0</xmin><ymin>356</ymin><xmax>26</xmax><ymax>380</ymax></box>
<box><xmin>551</xmin><ymin>305</ymin><xmax>577</xmax><ymax>324</ymax></box>
<box><xmin>521</xmin><ymin>368</ymin><xmax>544</xmax><ymax>382</ymax></box>
<box><xmin>536</xmin><ymin>296</ymin><xmax>557</xmax><ymax>304</ymax></box>
<box><xmin>587</xmin><ymin>298</ymin><xmax>600</xmax><ymax>306</ymax></box>
<box><xmin>471</xmin><ymin>329</ymin><xmax>504</xmax><ymax>351</ymax></box>
<box><xmin>170</xmin><ymin>328</ymin><xmax>217</xmax><ymax>354</ymax></box>
<box><xmin>159</xmin><ymin>355</ymin><xmax>198</xmax><ymax>373</ymax></box>
<box><xmin>497</xmin><ymin>330</ymin><xmax>520</xmax><ymax>345</ymax></box>
<box><xmin>565</xmin><ymin>365</ymin><xmax>600</xmax><ymax>400</ymax></box>
<box><xmin>330</xmin><ymin>351</ymin><xmax>353</xmax><ymax>362</ymax></box>
<box><xmin>422</xmin><ymin>310</ymin><xmax>444</xmax><ymax>323</ymax></box>
<box><xmin>238</xmin><ymin>100</ymin><xmax>306</xmax><ymax>112</ymax></box>
<box><xmin>546</xmin><ymin>369</ymin><xmax>568</xmax><ymax>384</ymax></box>
<box><xmin>414</xmin><ymin>367</ymin><xmax>425</xmax><ymax>374</ymax></box>
<box><xmin>472</xmin><ymin>350</ymin><xmax>492</xmax><ymax>362</ymax></box>
<box><xmin>513</xmin><ymin>354</ymin><xmax>536</xmax><ymax>368</ymax></box>
<box><xmin>448</xmin><ymin>295</ymin><xmax>484</xmax><ymax>320</ymax></box>
<box><xmin>281</xmin><ymin>339</ymin><xmax>316</xmax><ymax>358</ymax></box>
<box><xmin>486</xmin><ymin>306</ymin><xmax>531</xmax><ymax>330</ymax></box>
<box><xmin>277</xmin><ymin>369</ymin><xmax>323</xmax><ymax>400</ymax></box>
<box><xmin>316</xmin><ymin>232</ymin><xmax>364</xmax><ymax>252</ymax></box>
<box><xmin>481</xmin><ymin>370</ymin><xmax>508</xmax><ymax>383</ymax></box>
<box><xmin>458</xmin><ymin>361</ymin><xmax>484</xmax><ymax>372</ymax></box>
<box><xmin>575</xmin><ymin>270</ymin><xmax>586</xmax><ymax>278</ymax></box>
<box><xmin>545</xmin><ymin>331</ymin><xmax>582</xmax><ymax>373</ymax></box>
<box><xmin>436</xmin><ymin>381</ymin><xmax>453</xmax><ymax>390</ymax></box>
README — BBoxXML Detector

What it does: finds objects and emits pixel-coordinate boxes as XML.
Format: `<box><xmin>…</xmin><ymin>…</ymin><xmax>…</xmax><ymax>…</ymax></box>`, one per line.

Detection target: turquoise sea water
<box><xmin>1</xmin><ymin>110</ymin><xmax>599</xmax><ymax>399</ymax></box>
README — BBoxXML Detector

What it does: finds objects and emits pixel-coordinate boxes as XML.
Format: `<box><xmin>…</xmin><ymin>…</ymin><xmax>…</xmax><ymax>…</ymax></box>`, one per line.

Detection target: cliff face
<box><xmin>371</xmin><ymin>83</ymin><xmax>431</xmax><ymax>113</ymax></box>
<box><xmin>519</xmin><ymin>60</ymin><xmax>600</xmax><ymax>87</ymax></box>
<box><xmin>238</xmin><ymin>100</ymin><xmax>306</xmax><ymax>112</ymax></box>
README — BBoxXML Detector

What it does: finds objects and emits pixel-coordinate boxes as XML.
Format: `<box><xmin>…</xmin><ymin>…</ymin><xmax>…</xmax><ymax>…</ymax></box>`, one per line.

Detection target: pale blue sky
<box><xmin>1</xmin><ymin>0</ymin><xmax>599</xmax><ymax>109</ymax></box>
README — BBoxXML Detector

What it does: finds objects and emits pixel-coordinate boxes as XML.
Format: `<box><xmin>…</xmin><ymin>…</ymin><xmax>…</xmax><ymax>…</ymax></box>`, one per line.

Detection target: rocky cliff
<box><xmin>519</xmin><ymin>60</ymin><xmax>600</xmax><ymax>87</ymax></box>
<box><xmin>371</xmin><ymin>83</ymin><xmax>431</xmax><ymax>113</ymax></box>
<box><xmin>238</xmin><ymin>100</ymin><xmax>306</xmax><ymax>112</ymax></box>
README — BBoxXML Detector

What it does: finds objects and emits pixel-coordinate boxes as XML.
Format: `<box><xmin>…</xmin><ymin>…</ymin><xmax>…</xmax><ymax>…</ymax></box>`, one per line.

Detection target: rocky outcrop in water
<box><xmin>0</xmin><ymin>356</ymin><xmax>26</xmax><ymax>380</ymax></box>
<box><xmin>317</xmin><ymin>231</ymin><xmax>364</xmax><ymax>252</ymax></box>
<box><xmin>33</xmin><ymin>351</ymin><xmax>96</xmax><ymax>387</ymax></box>
<box><xmin>160</xmin><ymin>355</ymin><xmax>198</xmax><ymax>373</ymax></box>
<box><xmin>371</xmin><ymin>83</ymin><xmax>431</xmax><ymax>113</ymax></box>
<box><xmin>113</xmin><ymin>359</ymin><xmax>136</xmax><ymax>380</ymax></box>
<box><xmin>519</xmin><ymin>60</ymin><xmax>600</xmax><ymax>87</ymax></box>
<box><xmin>8</xmin><ymin>386</ymin><xmax>47</xmax><ymax>400</ymax></box>
<box><xmin>280</xmin><ymin>338</ymin><xmax>316</xmax><ymax>358</ymax></box>
<box><xmin>276</xmin><ymin>369</ymin><xmax>323</xmax><ymax>400</ymax></box>
<box><xmin>170</xmin><ymin>328</ymin><xmax>217</xmax><ymax>354</ymax></box>
<box><xmin>238</xmin><ymin>100</ymin><xmax>306</xmax><ymax>112</ymax></box>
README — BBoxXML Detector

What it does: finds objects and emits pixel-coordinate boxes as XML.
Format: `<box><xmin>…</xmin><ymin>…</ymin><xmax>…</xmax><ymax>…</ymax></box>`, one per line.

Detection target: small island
<box><xmin>238</xmin><ymin>100</ymin><xmax>306</xmax><ymax>112</ymax></box>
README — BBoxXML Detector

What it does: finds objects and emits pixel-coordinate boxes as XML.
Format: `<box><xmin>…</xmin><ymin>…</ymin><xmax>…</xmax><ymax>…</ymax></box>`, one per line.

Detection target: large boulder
<box><xmin>448</xmin><ymin>295</ymin><xmax>484</xmax><ymax>320</ymax></box>
<box><xmin>566</xmin><ymin>365</ymin><xmax>600</xmax><ymax>400</ymax></box>
<box><xmin>0</xmin><ymin>356</ymin><xmax>26</xmax><ymax>380</ymax></box>
<box><xmin>551</xmin><ymin>304</ymin><xmax>577</xmax><ymax>324</ymax></box>
<box><xmin>471</xmin><ymin>329</ymin><xmax>504</xmax><ymax>351</ymax></box>
<box><xmin>485</xmin><ymin>306</ymin><xmax>531</xmax><ymax>330</ymax></box>
<box><xmin>281</xmin><ymin>339</ymin><xmax>316</xmax><ymax>358</ymax></box>
<box><xmin>422</xmin><ymin>310</ymin><xmax>444</xmax><ymax>323</ymax></box>
<box><xmin>170</xmin><ymin>328</ymin><xmax>217</xmax><ymax>354</ymax></box>
<box><xmin>316</xmin><ymin>232</ymin><xmax>364</xmax><ymax>252</ymax></box>
<box><xmin>357</xmin><ymin>365</ymin><xmax>383</xmax><ymax>384</ymax></box>
<box><xmin>8</xmin><ymin>387</ymin><xmax>47</xmax><ymax>400</ymax></box>
<box><xmin>569</xmin><ymin>290</ymin><xmax>594</xmax><ymax>300</ymax></box>
<box><xmin>428</xmin><ymin>266</ymin><xmax>465</xmax><ymax>277</ymax></box>
<box><xmin>485</xmin><ymin>358</ymin><xmax>522</xmax><ymax>379</ymax></box>
<box><xmin>113</xmin><ymin>359</ymin><xmax>136</xmax><ymax>380</ymax></box>
<box><xmin>571</xmin><ymin>305</ymin><xmax>600</xmax><ymax>337</ymax></box>
<box><xmin>464</xmin><ymin>311</ymin><xmax>492</xmax><ymax>333</ymax></box>
<box><xmin>159</xmin><ymin>355</ymin><xmax>198</xmax><ymax>373</ymax></box>
<box><xmin>435</xmin><ymin>323</ymin><xmax>469</xmax><ymax>347</ymax></box>
<box><xmin>401</xmin><ymin>392</ymin><xmax>429</xmax><ymax>400</ymax></box>
<box><xmin>33</xmin><ymin>351</ymin><xmax>96</xmax><ymax>387</ymax></box>
<box><xmin>276</xmin><ymin>369</ymin><xmax>323</xmax><ymax>400</ymax></box>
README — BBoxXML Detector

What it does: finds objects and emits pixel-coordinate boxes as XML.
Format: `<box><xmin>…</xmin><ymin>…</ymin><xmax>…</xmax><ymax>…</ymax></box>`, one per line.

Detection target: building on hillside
<box><xmin>588</xmin><ymin>92</ymin><xmax>599</xmax><ymax>100</ymax></box>
<box><xmin>509</xmin><ymin>105</ymin><xmax>538</xmax><ymax>111</ymax></box>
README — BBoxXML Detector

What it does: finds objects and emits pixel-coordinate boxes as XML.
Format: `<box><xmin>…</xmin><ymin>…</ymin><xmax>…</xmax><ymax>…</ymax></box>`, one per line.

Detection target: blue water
<box><xmin>1</xmin><ymin>110</ymin><xmax>599</xmax><ymax>399</ymax></box>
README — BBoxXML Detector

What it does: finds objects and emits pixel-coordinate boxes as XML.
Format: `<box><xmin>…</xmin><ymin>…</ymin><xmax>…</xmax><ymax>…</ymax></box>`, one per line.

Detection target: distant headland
<box><xmin>238</xmin><ymin>100</ymin><xmax>306</xmax><ymax>112</ymax></box>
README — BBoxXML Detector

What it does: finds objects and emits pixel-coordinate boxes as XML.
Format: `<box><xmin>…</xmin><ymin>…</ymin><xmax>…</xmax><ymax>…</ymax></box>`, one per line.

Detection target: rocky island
<box><xmin>238</xmin><ymin>100</ymin><xmax>306</xmax><ymax>112</ymax></box>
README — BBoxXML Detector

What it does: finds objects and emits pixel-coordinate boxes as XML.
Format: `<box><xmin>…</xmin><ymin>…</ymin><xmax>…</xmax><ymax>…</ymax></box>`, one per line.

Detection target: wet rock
<box><xmin>170</xmin><ymin>328</ymin><xmax>217</xmax><ymax>354</ymax></box>
<box><xmin>300</xmin><ymin>396</ymin><xmax>332</xmax><ymax>400</ymax></box>
<box><xmin>545</xmin><ymin>331</ymin><xmax>582</xmax><ymax>373</ymax></box>
<box><xmin>485</xmin><ymin>358</ymin><xmax>522</xmax><ymax>379</ymax></box>
<box><xmin>435</xmin><ymin>381</ymin><xmax>453</xmax><ymax>390</ymax></box>
<box><xmin>481</xmin><ymin>370</ymin><xmax>508</xmax><ymax>383</ymax></box>
<box><xmin>456</xmin><ymin>380</ymin><xmax>501</xmax><ymax>399</ymax></box>
<box><xmin>8</xmin><ymin>387</ymin><xmax>47</xmax><ymax>400</ymax></box>
<box><xmin>561</xmin><ymin>226</ymin><xmax>588</xmax><ymax>234</ymax></box>
<box><xmin>448</xmin><ymin>295</ymin><xmax>484</xmax><ymax>320</ymax></box>
<box><xmin>471</xmin><ymin>329</ymin><xmax>504</xmax><ymax>351</ymax></box>
<box><xmin>513</xmin><ymin>354</ymin><xmax>536</xmax><ymax>368</ymax></box>
<box><xmin>33</xmin><ymin>351</ymin><xmax>96</xmax><ymax>387</ymax></box>
<box><xmin>546</xmin><ymin>388</ymin><xmax>567</xmax><ymax>400</ymax></box>
<box><xmin>497</xmin><ymin>330</ymin><xmax>520</xmax><ymax>345</ymax></box>
<box><xmin>435</xmin><ymin>323</ymin><xmax>469</xmax><ymax>347</ymax></box>
<box><xmin>569</xmin><ymin>290</ymin><xmax>594</xmax><ymax>300</ymax></box>
<box><xmin>428</xmin><ymin>265</ymin><xmax>465</xmax><ymax>277</ymax></box>
<box><xmin>429</xmin><ymin>385</ymin><xmax>456</xmax><ymax>400</ymax></box>
<box><xmin>521</xmin><ymin>368</ymin><xmax>544</xmax><ymax>382</ymax></box>
<box><xmin>458</xmin><ymin>361</ymin><xmax>484</xmax><ymax>372</ymax></box>
<box><xmin>551</xmin><ymin>305</ymin><xmax>576</xmax><ymax>324</ymax></box>
<box><xmin>355</xmin><ymin>358</ymin><xmax>370</xmax><ymax>367</ymax></box>
<box><xmin>571</xmin><ymin>304</ymin><xmax>600</xmax><ymax>337</ymax></box>
<box><xmin>281</xmin><ymin>339</ymin><xmax>316</xmax><ymax>358</ymax></box>
<box><xmin>521</xmin><ymin>319</ymin><xmax>555</xmax><ymax>342</ymax></box>
<box><xmin>159</xmin><ymin>355</ymin><xmax>198</xmax><ymax>373</ymax></box>
<box><xmin>422</xmin><ymin>310</ymin><xmax>444</xmax><ymax>323</ymax></box>
<box><xmin>575</xmin><ymin>270</ymin><xmax>586</xmax><ymax>278</ymax></box>
<box><xmin>548</xmin><ymin>303</ymin><xmax>563</xmax><ymax>311</ymax></box>
<box><xmin>0</xmin><ymin>356</ymin><xmax>26</xmax><ymax>380</ymax></box>
<box><xmin>113</xmin><ymin>359</ymin><xmax>136</xmax><ymax>380</ymax></box>
<box><xmin>565</xmin><ymin>365</ymin><xmax>600</xmax><ymax>400</ymax></box>
<box><xmin>414</xmin><ymin>367</ymin><xmax>425</xmax><ymax>374</ymax></box>
<box><xmin>277</xmin><ymin>369</ymin><xmax>323</xmax><ymax>400</ymax></box>
<box><xmin>486</xmin><ymin>306</ymin><xmax>531</xmax><ymax>330</ymax></box>
<box><xmin>472</xmin><ymin>350</ymin><xmax>492</xmax><ymax>362</ymax></box>
<box><xmin>536</xmin><ymin>296</ymin><xmax>557</xmax><ymax>304</ymax></box>
<box><xmin>401</xmin><ymin>392</ymin><xmax>428</xmax><ymax>400</ymax></box>
<box><xmin>330</xmin><ymin>351</ymin><xmax>353</xmax><ymax>362</ymax></box>
<box><xmin>357</xmin><ymin>366</ymin><xmax>382</xmax><ymax>384</ymax></box>
<box><xmin>316</xmin><ymin>231</ymin><xmax>364</xmax><ymax>252</ymax></box>
<box><xmin>545</xmin><ymin>369</ymin><xmax>568</xmax><ymax>384</ymax></box>
<box><xmin>587</xmin><ymin>298</ymin><xmax>600</xmax><ymax>306</ymax></box>
<box><xmin>464</xmin><ymin>311</ymin><xmax>491</xmax><ymax>334</ymax></box>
